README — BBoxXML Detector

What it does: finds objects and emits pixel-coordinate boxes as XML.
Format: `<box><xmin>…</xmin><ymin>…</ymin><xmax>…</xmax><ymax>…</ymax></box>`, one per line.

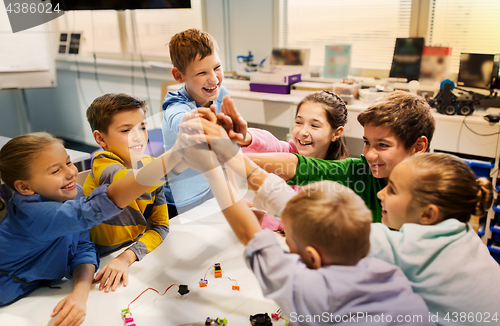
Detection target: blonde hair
<box><xmin>281</xmin><ymin>181</ymin><xmax>372</xmax><ymax>265</ymax></box>
<box><xmin>0</xmin><ymin>132</ymin><xmax>62</xmax><ymax>191</ymax></box>
<box><xmin>406</xmin><ymin>153</ymin><xmax>493</xmax><ymax>223</ymax></box>
<box><xmin>357</xmin><ymin>90</ymin><xmax>435</xmax><ymax>149</ymax></box>
<box><xmin>168</xmin><ymin>28</ymin><xmax>218</xmax><ymax>74</ymax></box>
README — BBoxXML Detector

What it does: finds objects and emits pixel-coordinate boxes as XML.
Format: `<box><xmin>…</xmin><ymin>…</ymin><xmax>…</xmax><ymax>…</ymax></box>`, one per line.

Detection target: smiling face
<box><xmin>362</xmin><ymin>124</ymin><xmax>414</xmax><ymax>181</ymax></box>
<box><xmin>21</xmin><ymin>142</ymin><xmax>79</xmax><ymax>202</ymax></box>
<box><xmin>292</xmin><ymin>102</ymin><xmax>340</xmax><ymax>159</ymax></box>
<box><xmin>97</xmin><ymin>108</ymin><xmax>148</xmax><ymax>168</ymax></box>
<box><xmin>175</xmin><ymin>52</ymin><xmax>223</xmax><ymax>108</ymax></box>
<box><xmin>377</xmin><ymin>161</ymin><xmax>422</xmax><ymax>230</ymax></box>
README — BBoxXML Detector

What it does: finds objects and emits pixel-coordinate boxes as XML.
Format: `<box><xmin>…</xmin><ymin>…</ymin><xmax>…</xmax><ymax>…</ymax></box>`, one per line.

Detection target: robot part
<box><xmin>214</xmin><ymin>263</ymin><xmax>222</xmax><ymax>278</ymax></box>
<box><xmin>121</xmin><ymin>308</ymin><xmax>136</xmax><ymax>326</ymax></box>
<box><xmin>231</xmin><ymin>285</ymin><xmax>240</xmax><ymax>291</ymax></box>
<box><xmin>205</xmin><ymin>317</ymin><xmax>228</xmax><ymax>325</ymax></box>
<box><xmin>427</xmin><ymin>79</ymin><xmax>497</xmax><ymax>116</ymax></box>
<box><xmin>199</xmin><ymin>279</ymin><xmax>208</xmax><ymax>287</ymax></box>
<box><xmin>250</xmin><ymin>313</ymin><xmax>273</xmax><ymax>326</ymax></box>
<box><xmin>178</xmin><ymin>284</ymin><xmax>190</xmax><ymax>295</ymax></box>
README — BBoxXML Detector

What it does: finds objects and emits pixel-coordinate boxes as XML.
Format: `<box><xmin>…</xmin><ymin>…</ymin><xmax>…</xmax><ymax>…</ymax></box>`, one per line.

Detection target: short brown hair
<box><xmin>357</xmin><ymin>90</ymin><xmax>435</xmax><ymax>149</ymax></box>
<box><xmin>406</xmin><ymin>153</ymin><xmax>493</xmax><ymax>223</ymax></box>
<box><xmin>281</xmin><ymin>181</ymin><xmax>372</xmax><ymax>265</ymax></box>
<box><xmin>168</xmin><ymin>28</ymin><xmax>218</xmax><ymax>74</ymax></box>
<box><xmin>86</xmin><ymin>93</ymin><xmax>147</xmax><ymax>134</ymax></box>
<box><xmin>0</xmin><ymin>132</ymin><xmax>61</xmax><ymax>191</ymax></box>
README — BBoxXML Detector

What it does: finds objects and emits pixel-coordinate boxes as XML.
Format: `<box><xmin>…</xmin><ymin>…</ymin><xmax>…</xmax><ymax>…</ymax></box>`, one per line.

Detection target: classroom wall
<box><xmin>0</xmin><ymin>0</ymin><xmax>274</xmax><ymax>145</ymax></box>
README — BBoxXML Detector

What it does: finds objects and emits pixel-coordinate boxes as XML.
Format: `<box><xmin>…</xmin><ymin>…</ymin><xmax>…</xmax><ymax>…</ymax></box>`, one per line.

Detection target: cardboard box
<box><xmin>249</xmin><ymin>71</ymin><xmax>301</xmax><ymax>85</ymax></box>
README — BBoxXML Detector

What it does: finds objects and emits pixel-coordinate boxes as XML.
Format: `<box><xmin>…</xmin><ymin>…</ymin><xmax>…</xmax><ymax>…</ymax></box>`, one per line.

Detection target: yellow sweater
<box><xmin>83</xmin><ymin>151</ymin><xmax>169</xmax><ymax>260</ymax></box>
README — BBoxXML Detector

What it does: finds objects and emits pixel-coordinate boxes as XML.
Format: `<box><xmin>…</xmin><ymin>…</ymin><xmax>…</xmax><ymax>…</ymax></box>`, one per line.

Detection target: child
<box><xmin>162</xmin><ymin>28</ymin><xmax>244</xmax><ymax>217</ymax></box>
<box><xmin>84</xmin><ymin>93</ymin><xmax>171</xmax><ymax>293</ymax></box>
<box><xmin>177</xmin><ymin>131</ymin><xmax>434</xmax><ymax>326</ymax></box>
<box><xmin>241</xmin><ymin>90</ymin><xmax>348</xmax><ymax>160</ymax></box>
<box><xmin>0</xmin><ymin>132</ymin><xmax>181</xmax><ymax>325</ymax></box>
<box><xmin>237</xmin><ymin>90</ymin><xmax>348</xmax><ymax>230</ymax></box>
<box><xmin>246</xmin><ymin>150</ymin><xmax>500</xmax><ymax>326</ymax></box>
<box><xmin>244</xmin><ymin>90</ymin><xmax>436</xmax><ymax>222</ymax></box>
<box><xmin>370</xmin><ymin>153</ymin><xmax>500</xmax><ymax>325</ymax></box>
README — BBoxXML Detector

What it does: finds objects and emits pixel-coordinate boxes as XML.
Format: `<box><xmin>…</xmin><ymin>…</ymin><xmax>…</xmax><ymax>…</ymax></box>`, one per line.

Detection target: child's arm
<box><xmin>181</xmin><ymin>140</ymin><xmax>261</xmax><ymax>244</ymax></box>
<box><xmin>50</xmin><ymin>263</ymin><xmax>94</xmax><ymax>326</ymax></box>
<box><xmin>246</xmin><ymin>152</ymin><xmax>299</xmax><ymax>181</ymax></box>
<box><xmin>105</xmin><ymin>131</ymin><xmax>184</xmax><ymax>208</ymax></box>
<box><xmin>95</xmin><ymin>190</ymin><xmax>169</xmax><ymax>292</ymax></box>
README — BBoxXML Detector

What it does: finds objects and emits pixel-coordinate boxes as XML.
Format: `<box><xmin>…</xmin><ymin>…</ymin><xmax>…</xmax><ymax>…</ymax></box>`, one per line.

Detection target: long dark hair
<box><xmin>295</xmin><ymin>90</ymin><xmax>349</xmax><ymax>160</ymax></box>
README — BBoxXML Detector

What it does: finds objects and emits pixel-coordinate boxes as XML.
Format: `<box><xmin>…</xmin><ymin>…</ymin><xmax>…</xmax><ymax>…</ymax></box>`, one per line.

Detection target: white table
<box><xmin>0</xmin><ymin>136</ymin><xmax>91</xmax><ymax>171</ymax></box>
<box><xmin>0</xmin><ymin>197</ymin><xmax>288</xmax><ymax>326</ymax></box>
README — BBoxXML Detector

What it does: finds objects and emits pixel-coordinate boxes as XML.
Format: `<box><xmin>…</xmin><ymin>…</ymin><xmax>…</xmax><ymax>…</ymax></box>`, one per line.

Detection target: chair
<box><xmin>76</xmin><ymin>170</ymin><xmax>91</xmax><ymax>186</ymax></box>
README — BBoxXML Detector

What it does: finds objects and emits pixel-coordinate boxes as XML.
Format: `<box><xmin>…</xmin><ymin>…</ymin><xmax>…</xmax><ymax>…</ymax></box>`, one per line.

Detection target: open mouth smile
<box><xmin>62</xmin><ymin>180</ymin><xmax>76</xmax><ymax>190</ymax></box>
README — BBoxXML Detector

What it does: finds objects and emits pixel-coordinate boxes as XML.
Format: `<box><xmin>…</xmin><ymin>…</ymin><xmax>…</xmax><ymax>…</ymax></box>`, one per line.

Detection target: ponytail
<box><xmin>407</xmin><ymin>153</ymin><xmax>493</xmax><ymax>223</ymax></box>
<box><xmin>474</xmin><ymin>177</ymin><xmax>493</xmax><ymax>217</ymax></box>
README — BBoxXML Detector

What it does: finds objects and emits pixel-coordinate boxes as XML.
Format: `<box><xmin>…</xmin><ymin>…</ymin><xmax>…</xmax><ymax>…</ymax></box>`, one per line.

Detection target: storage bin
<box><xmin>463</xmin><ymin>159</ymin><xmax>494</xmax><ymax>179</ymax></box>
<box><xmin>487</xmin><ymin>240</ymin><xmax>500</xmax><ymax>264</ymax></box>
<box><xmin>490</xmin><ymin>220</ymin><xmax>500</xmax><ymax>242</ymax></box>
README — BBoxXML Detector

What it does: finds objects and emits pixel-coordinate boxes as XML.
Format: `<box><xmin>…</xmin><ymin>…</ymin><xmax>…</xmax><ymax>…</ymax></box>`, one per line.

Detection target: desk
<box><xmin>0</xmin><ymin>198</ymin><xmax>288</xmax><ymax>326</ymax></box>
<box><xmin>0</xmin><ymin>136</ymin><xmax>91</xmax><ymax>171</ymax></box>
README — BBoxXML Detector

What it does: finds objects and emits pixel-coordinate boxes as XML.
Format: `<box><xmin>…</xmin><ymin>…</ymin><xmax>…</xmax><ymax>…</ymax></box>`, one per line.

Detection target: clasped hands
<box><xmin>174</xmin><ymin>95</ymin><xmax>247</xmax><ymax>173</ymax></box>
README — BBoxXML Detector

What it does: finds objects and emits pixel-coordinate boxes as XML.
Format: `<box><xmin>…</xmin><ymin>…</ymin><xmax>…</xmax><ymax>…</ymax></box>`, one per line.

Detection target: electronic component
<box><xmin>205</xmin><ymin>317</ymin><xmax>228</xmax><ymax>325</ymax></box>
<box><xmin>199</xmin><ymin>279</ymin><xmax>208</xmax><ymax>287</ymax></box>
<box><xmin>121</xmin><ymin>308</ymin><xmax>136</xmax><ymax>326</ymax></box>
<box><xmin>250</xmin><ymin>313</ymin><xmax>273</xmax><ymax>326</ymax></box>
<box><xmin>232</xmin><ymin>285</ymin><xmax>240</xmax><ymax>291</ymax></box>
<box><xmin>178</xmin><ymin>284</ymin><xmax>190</xmax><ymax>295</ymax></box>
<box><xmin>214</xmin><ymin>263</ymin><xmax>222</xmax><ymax>278</ymax></box>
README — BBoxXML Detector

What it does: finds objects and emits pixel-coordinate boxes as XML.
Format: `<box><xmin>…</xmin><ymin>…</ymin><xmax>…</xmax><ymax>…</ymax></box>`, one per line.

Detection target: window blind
<box><xmin>125</xmin><ymin>0</ymin><xmax>203</xmax><ymax>58</ymax></box>
<box><xmin>280</xmin><ymin>0</ymin><xmax>413</xmax><ymax>70</ymax></box>
<box><xmin>427</xmin><ymin>0</ymin><xmax>500</xmax><ymax>75</ymax></box>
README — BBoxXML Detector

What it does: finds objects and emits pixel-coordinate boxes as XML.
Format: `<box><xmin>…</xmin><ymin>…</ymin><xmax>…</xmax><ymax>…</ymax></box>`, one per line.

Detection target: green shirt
<box><xmin>288</xmin><ymin>154</ymin><xmax>383</xmax><ymax>223</ymax></box>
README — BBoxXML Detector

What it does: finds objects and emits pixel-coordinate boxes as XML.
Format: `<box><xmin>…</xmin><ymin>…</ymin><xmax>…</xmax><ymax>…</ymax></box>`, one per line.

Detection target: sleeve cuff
<box><xmin>253</xmin><ymin>173</ymin><xmax>297</xmax><ymax>215</ymax></box>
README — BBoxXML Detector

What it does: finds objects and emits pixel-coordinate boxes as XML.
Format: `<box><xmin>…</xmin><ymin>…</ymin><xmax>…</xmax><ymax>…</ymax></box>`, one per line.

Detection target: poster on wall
<box><xmin>324</xmin><ymin>45</ymin><xmax>351</xmax><ymax>79</ymax></box>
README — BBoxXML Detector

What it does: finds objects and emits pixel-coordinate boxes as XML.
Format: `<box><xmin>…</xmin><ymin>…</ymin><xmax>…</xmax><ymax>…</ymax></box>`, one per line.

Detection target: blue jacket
<box><xmin>0</xmin><ymin>185</ymin><xmax>122</xmax><ymax>305</ymax></box>
<box><xmin>161</xmin><ymin>85</ymin><xmax>229</xmax><ymax>208</ymax></box>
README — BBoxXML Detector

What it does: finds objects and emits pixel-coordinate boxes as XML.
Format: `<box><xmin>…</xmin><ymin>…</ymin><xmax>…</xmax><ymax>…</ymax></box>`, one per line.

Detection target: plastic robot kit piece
<box><xmin>205</xmin><ymin>317</ymin><xmax>228</xmax><ymax>325</ymax></box>
<box><xmin>214</xmin><ymin>263</ymin><xmax>222</xmax><ymax>278</ymax></box>
<box><xmin>199</xmin><ymin>279</ymin><xmax>208</xmax><ymax>287</ymax></box>
<box><xmin>231</xmin><ymin>285</ymin><xmax>240</xmax><ymax>291</ymax></box>
<box><xmin>250</xmin><ymin>313</ymin><xmax>273</xmax><ymax>326</ymax></box>
<box><xmin>121</xmin><ymin>308</ymin><xmax>136</xmax><ymax>326</ymax></box>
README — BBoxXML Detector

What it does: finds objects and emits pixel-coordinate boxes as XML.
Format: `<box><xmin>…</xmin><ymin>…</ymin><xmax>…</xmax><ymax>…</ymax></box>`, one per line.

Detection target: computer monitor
<box><xmin>458</xmin><ymin>53</ymin><xmax>499</xmax><ymax>89</ymax></box>
<box><xmin>269</xmin><ymin>48</ymin><xmax>310</xmax><ymax>74</ymax></box>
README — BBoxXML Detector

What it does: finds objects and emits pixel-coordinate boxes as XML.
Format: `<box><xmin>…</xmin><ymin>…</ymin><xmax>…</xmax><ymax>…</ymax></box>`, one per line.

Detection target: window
<box><xmin>427</xmin><ymin>0</ymin><xmax>500</xmax><ymax>75</ymax></box>
<box><xmin>279</xmin><ymin>0</ymin><xmax>413</xmax><ymax>71</ymax></box>
<box><xmin>55</xmin><ymin>0</ymin><xmax>203</xmax><ymax>60</ymax></box>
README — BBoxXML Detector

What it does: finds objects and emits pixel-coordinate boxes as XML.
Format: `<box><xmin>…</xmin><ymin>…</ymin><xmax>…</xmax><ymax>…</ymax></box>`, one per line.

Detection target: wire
<box><xmin>75</xmin><ymin>59</ymin><xmax>89</xmax><ymax>107</ymax></box>
<box><xmin>91</xmin><ymin>11</ymin><xmax>105</xmax><ymax>94</ymax></box>
<box><xmin>127</xmin><ymin>284</ymin><xmax>178</xmax><ymax>309</ymax></box>
<box><xmin>204</xmin><ymin>265</ymin><xmax>213</xmax><ymax>280</ymax></box>
<box><xmin>227</xmin><ymin>277</ymin><xmax>238</xmax><ymax>285</ymax></box>
<box><xmin>463</xmin><ymin>115</ymin><xmax>500</xmax><ymax>136</ymax></box>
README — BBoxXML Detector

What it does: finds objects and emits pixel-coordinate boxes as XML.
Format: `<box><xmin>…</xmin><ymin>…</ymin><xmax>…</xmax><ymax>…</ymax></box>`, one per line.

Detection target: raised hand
<box><xmin>220</xmin><ymin>95</ymin><xmax>248</xmax><ymax>144</ymax></box>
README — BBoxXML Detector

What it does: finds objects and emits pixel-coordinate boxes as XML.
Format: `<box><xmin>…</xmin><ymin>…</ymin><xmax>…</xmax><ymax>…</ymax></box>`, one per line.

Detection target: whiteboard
<box><xmin>0</xmin><ymin>5</ymin><xmax>56</xmax><ymax>88</ymax></box>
